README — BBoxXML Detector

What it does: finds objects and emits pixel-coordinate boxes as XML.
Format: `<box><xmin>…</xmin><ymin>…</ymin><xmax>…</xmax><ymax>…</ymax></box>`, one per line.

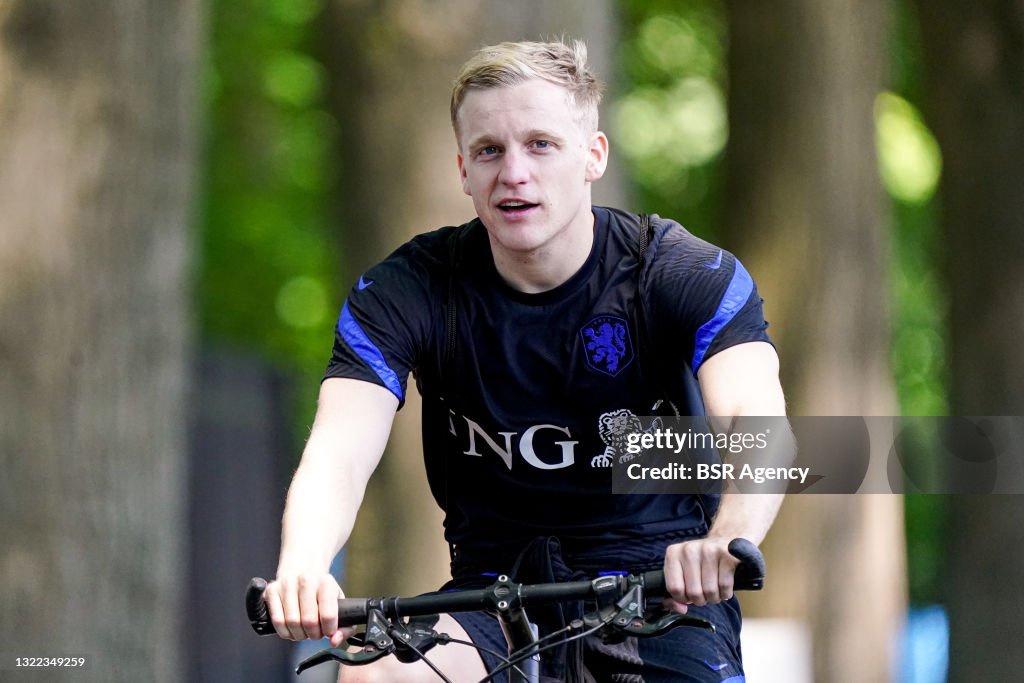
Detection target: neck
<box><xmin>490</xmin><ymin>209</ymin><xmax>596</xmax><ymax>294</ymax></box>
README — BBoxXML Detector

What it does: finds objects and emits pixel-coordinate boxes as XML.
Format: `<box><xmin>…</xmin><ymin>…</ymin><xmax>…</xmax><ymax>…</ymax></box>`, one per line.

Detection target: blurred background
<box><xmin>1</xmin><ymin>0</ymin><xmax>1022</xmax><ymax>681</ymax></box>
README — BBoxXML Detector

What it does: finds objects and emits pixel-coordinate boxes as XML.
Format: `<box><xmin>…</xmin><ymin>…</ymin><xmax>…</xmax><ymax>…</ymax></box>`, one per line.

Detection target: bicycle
<box><xmin>247</xmin><ymin>538</ymin><xmax>765</xmax><ymax>683</ymax></box>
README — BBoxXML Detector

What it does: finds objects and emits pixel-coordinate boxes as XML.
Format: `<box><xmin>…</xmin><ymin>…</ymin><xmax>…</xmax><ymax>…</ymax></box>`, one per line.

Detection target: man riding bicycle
<box><xmin>262</xmin><ymin>39</ymin><xmax>787</xmax><ymax>682</ymax></box>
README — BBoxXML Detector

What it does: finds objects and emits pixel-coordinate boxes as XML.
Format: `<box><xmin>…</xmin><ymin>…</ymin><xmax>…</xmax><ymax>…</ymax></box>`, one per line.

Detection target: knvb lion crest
<box><xmin>580</xmin><ymin>315</ymin><xmax>633</xmax><ymax>377</ymax></box>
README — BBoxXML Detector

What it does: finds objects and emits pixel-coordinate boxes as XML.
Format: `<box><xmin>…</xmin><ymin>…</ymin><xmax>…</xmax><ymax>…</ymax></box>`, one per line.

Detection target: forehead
<box><xmin>456</xmin><ymin>79</ymin><xmax>580</xmax><ymax>142</ymax></box>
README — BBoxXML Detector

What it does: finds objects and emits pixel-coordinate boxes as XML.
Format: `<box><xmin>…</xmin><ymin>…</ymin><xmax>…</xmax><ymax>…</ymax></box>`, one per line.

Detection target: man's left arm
<box><xmin>662</xmin><ymin>340</ymin><xmax>787</xmax><ymax>613</ymax></box>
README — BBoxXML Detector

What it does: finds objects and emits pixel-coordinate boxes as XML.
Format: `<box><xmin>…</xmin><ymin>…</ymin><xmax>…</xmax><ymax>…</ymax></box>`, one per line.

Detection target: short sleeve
<box><xmin>324</xmin><ymin>242</ymin><xmax>440</xmax><ymax>408</ymax></box>
<box><xmin>644</xmin><ymin>222</ymin><xmax>772</xmax><ymax>377</ymax></box>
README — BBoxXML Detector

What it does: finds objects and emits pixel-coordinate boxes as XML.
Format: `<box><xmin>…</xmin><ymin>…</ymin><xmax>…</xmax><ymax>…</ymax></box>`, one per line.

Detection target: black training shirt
<box><xmin>326</xmin><ymin>206</ymin><xmax>772</xmax><ymax>552</ymax></box>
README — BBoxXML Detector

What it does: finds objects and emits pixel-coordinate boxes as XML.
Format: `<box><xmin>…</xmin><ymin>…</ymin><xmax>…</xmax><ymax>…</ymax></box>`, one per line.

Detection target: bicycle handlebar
<box><xmin>246</xmin><ymin>538</ymin><xmax>765</xmax><ymax>635</ymax></box>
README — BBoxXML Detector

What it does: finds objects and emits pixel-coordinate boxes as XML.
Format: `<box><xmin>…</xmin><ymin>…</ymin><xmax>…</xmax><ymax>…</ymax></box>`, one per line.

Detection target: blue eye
<box><xmin>479</xmin><ymin>146</ymin><xmax>499</xmax><ymax>157</ymax></box>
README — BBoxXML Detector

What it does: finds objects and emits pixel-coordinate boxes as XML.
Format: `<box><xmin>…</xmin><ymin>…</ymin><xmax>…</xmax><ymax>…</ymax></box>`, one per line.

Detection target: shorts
<box><xmin>450</xmin><ymin>598</ymin><xmax>744</xmax><ymax>683</ymax></box>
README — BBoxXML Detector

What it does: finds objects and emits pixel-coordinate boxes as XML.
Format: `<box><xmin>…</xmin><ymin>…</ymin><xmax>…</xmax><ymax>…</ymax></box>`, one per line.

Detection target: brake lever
<box><xmin>621</xmin><ymin>610</ymin><xmax>715</xmax><ymax>638</ymax></box>
<box><xmin>295</xmin><ymin>644</ymin><xmax>390</xmax><ymax>674</ymax></box>
<box><xmin>295</xmin><ymin>609</ymin><xmax>394</xmax><ymax>675</ymax></box>
<box><xmin>596</xmin><ymin>582</ymin><xmax>715</xmax><ymax>642</ymax></box>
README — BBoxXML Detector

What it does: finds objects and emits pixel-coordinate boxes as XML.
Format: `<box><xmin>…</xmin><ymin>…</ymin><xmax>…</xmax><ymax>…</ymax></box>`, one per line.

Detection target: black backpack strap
<box><xmin>638</xmin><ymin>214</ymin><xmax>710</xmax><ymax>525</ymax></box>
<box><xmin>443</xmin><ymin>223</ymin><xmax>470</xmax><ymax>402</ymax></box>
<box><xmin>438</xmin><ymin>224</ymin><xmax>470</xmax><ymax>517</ymax></box>
<box><xmin>444</xmin><ymin>230</ymin><xmax>460</xmax><ymax>369</ymax></box>
<box><xmin>634</xmin><ymin>212</ymin><xmax>653</xmax><ymax>381</ymax></box>
<box><xmin>635</xmin><ymin>213</ymin><xmax>680</xmax><ymax>417</ymax></box>
<box><xmin>638</xmin><ymin>212</ymin><xmax>652</xmax><ymax>262</ymax></box>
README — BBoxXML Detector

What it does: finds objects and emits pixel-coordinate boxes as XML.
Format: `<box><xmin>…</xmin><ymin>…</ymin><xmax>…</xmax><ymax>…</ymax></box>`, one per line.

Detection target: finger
<box><xmin>718</xmin><ymin>554</ymin><xmax>736</xmax><ymax>602</ymax></box>
<box><xmin>264</xmin><ymin>582</ymin><xmax>291</xmax><ymax>640</ymax></box>
<box><xmin>318</xmin><ymin>576</ymin><xmax>340</xmax><ymax>642</ymax></box>
<box><xmin>682</xmin><ymin>544</ymin><xmax>706</xmax><ymax>606</ymax></box>
<box><xmin>663</xmin><ymin>544</ymin><xmax>687</xmax><ymax>605</ymax></box>
<box><xmin>280</xmin><ymin>577</ymin><xmax>306</xmax><ymax>641</ymax></box>
<box><xmin>330</xmin><ymin>629</ymin><xmax>348</xmax><ymax>648</ymax></box>
<box><xmin>297</xmin><ymin>574</ymin><xmax>324</xmax><ymax>640</ymax></box>
<box><xmin>701</xmin><ymin>546</ymin><xmax>721</xmax><ymax>604</ymax></box>
<box><xmin>662</xmin><ymin>596</ymin><xmax>688</xmax><ymax>615</ymax></box>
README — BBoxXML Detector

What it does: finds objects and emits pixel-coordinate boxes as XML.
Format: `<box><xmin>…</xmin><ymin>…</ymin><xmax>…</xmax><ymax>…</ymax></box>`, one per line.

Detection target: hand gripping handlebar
<box><xmin>246</xmin><ymin>538</ymin><xmax>765</xmax><ymax>635</ymax></box>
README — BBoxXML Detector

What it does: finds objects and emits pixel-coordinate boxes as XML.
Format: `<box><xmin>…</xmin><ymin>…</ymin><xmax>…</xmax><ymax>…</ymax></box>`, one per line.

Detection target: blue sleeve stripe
<box><xmin>691</xmin><ymin>259</ymin><xmax>754</xmax><ymax>374</ymax></box>
<box><xmin>337</xmin><ymin>300</ymin><xmax>404</xmax><ymax>401</ymax></box>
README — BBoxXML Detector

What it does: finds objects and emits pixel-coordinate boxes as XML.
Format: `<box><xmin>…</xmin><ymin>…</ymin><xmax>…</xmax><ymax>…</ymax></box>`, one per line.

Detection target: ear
<box><xmin>585</xmin><ymin>131</ymin><xmax>609</xmax><ymax>183</ymax></box>
<box><xmin>457</xmin><ymin>152</ymin><xmax>471</xmax><ymax>196</ymax></box>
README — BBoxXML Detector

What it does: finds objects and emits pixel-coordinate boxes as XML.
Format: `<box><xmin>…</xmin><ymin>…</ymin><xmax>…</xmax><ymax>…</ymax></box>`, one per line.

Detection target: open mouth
<box><xmin>497</xmin><ymin>200</ymin><xmax>539</xmax><ymax>215</ymax></box>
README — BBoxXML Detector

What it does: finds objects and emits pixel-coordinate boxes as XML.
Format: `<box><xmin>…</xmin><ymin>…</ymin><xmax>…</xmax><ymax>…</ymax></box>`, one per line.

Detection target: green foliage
<box><xmin>885</xmin><ymin>0</ymin><xmax>948</xmax><ymax>419</ymax></box>
<box><xmin>904</xmin><ymin>493</ymin><xmax>948</xmax><ymax>604</ymax></box>
<box><xmin>200</xmin><ymin>0</ymin><xmax>338</xmax><ymax>431</ymax></box>
<box><xmin>614</xmin><ymin>0</ymin><xmax>728</xmax><ymax>236</ymax></box>
<box><xmin>886</xmin><ymin>0</ymin><xmax>950</xmax><ymax>606</ymax></box>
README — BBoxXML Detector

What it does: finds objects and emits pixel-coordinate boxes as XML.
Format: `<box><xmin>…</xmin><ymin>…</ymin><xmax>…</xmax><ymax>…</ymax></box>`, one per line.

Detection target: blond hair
<box><xmin>450</xmin><ymin>39</ymin><xmax>603</xmax><ymax>136</ymax></box>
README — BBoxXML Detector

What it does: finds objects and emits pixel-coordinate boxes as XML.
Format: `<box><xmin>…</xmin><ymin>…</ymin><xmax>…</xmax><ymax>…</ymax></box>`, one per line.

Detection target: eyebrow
<box><xmin>466</xmin><ymin>129</ymin><xmax>567</xmax><ymax>152</ymax></box>
<box><xmin>525</xmin><ymin>129</ymin><xmax>566</xmax><ymax>144</ymax></box>
<box><xmin>466</xmin><ymin>135</ymin><xmax>500</xmax><ymax>152</ymax></box>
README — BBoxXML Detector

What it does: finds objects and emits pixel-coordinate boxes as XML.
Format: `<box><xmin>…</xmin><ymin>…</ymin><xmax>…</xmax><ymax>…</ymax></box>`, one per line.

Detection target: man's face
<box><xmin>455</xmin><ymin>79</ymin><xmax>608</xmax><ymax>258</ymax></box>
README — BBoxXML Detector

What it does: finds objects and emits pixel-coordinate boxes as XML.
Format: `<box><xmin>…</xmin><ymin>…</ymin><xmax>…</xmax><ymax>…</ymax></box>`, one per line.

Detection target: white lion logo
<box><xmin>590</xmin><ymin>409</ymin><xmax>663</xmax><ymax>468</ymax></box>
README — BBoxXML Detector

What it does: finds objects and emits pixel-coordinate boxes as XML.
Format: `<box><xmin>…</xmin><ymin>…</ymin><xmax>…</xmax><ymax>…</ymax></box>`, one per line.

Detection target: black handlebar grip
<box><xmin>337</xmin><ymin>598</ymin><xmax>371</xmax><ymax>627</ymax></box>
<box><xmin>246</xmin><ymin>577</ymin><xmax>277</xmax><ymax>635</ymax></box>
<box><xmin>728</xmin><ymin>538</ymin><xmax>766</xmax><ymax>591</ymax></box>
<box><xmin>642</xmin><ymin>570</ymin><xmax>666</xmax><ymax>593</ymax></box>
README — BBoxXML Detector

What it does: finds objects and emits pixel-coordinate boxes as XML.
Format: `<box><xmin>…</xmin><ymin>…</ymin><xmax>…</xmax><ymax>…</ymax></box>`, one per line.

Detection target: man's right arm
<box><xmin>263</xmin><ymin>376</ymin><xmax>399</xmax><ymax>647</ymax></box>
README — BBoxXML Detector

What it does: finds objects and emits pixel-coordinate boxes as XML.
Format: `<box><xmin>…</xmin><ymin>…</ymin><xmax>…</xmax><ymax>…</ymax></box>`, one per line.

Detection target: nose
<box><xmin>498</xmin><ymin>149</ymin><xmax>530</xmax><ymax>186</ymax></box>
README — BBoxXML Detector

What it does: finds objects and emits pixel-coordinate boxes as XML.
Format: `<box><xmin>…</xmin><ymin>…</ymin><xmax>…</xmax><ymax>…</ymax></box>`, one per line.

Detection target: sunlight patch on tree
<box><xmin>875</xmin><ymin>91</ymin><xmax>942</xmax><ymax>205</ymax></box>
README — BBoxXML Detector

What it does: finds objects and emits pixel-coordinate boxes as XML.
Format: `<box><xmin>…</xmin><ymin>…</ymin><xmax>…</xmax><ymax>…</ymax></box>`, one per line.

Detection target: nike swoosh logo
<box><xmin>704</xmin><ymin>660</ymin><xmax>729</xmax><ymax>672</ymax></box>
<box><xmin>704</xmin><ymin>250</ymin><xmax>723</xmax><ymax>270</ymax></box>
<box><xmin>357</xmin><ymin>275</ymin><xmax>374</xmax><ymax>290</ymax></box>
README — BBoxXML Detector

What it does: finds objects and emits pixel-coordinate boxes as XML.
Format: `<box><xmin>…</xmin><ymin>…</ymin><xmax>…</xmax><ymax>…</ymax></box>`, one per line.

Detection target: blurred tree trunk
<box><xmin>320</xmin><ymin>0</ymin><xmax>622</xmax><ymax>595</ymax></box>
<box><xmin>0</xmin><ymin>2</ymin><xmax>200</xmax><ymax>681</ymax></box>
<box><xmin>723</xmin><ymin>1</ymin><xmax>905</xmax><ymax>680</ymax></box>
<box><xmin>912</xmin><ymin>1</ymin><xmax>1024</xmax><ymax>680</ymax></box>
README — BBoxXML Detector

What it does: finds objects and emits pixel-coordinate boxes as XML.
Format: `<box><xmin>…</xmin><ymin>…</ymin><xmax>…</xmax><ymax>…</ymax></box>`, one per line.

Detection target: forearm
<box><xmin>275</xmin><ymin>378</ymin><xmax>396</xmax><ymax>576</ymax></box>
<box><xmin>697</xmin><ymin>343</ymin><xmax>789</xmax><ymax>546</ymax></box>
<box><xmin>704</xmin><ymin>418</ymin><xmax>791</xmax><ymax>545</ymax></box>
<box><xmin>706</xmin><ymin>491</ymin><xmax>784</xmax><ymax>546</ymax></box>
<box><xmin>276</xmin><ymin>434</ymin><xmax>364</xmax><ymax>574</ymax></box>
